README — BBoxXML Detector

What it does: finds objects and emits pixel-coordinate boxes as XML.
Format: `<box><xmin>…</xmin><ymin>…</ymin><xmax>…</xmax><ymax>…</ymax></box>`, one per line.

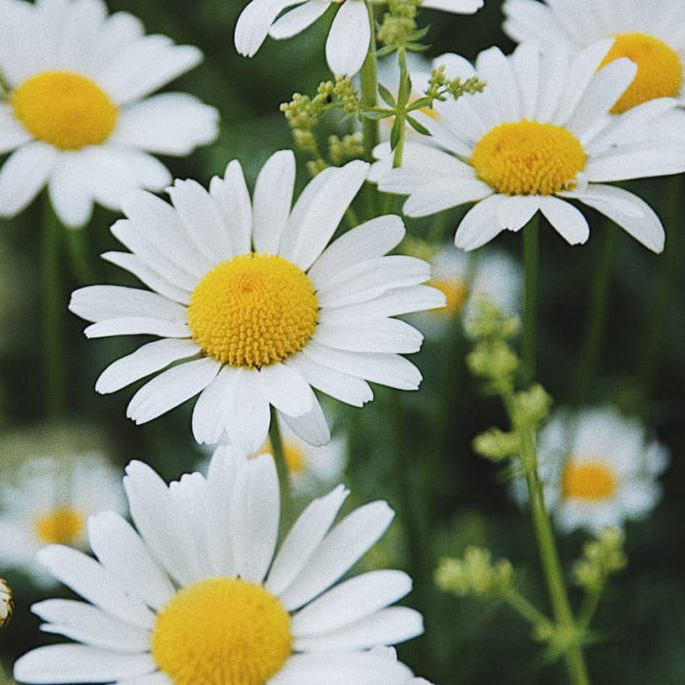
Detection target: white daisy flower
<box><xmin>14</xmin><ymin>447</ymin><xmax>426</xmax><ymax>684</ymax></box>
<box><xmin>234</xmin><ymin>0</ymin><xmax>484</xmax><ymax>78</ymax></box>
<box><xmin>418</xmin><ymin>245</ymin><xmax>520</xmax><ymax>337</ymax></box>
<box><xmin>69</xmin><ymin>151</ymin><xmax>445</xmax><ymax>453</ymax></box>
<box><xmin>503</xmin><ymin>0</ymin><xmax>685</xmax><ymax>116</ymax></box>
<box><xmin>0</xmin><ymin>0</ymin><xmax>219</xmax><ymax>228</ymax></box>
<box><xmin>370</xmin><ymin>43</ymin><xmax>685</xmax><ymax>253</ymax></box>
<box><xmin>512</xmin><ymin>407</ymin><xmax>670</xmax><ymax>534</ymax></box>
<box><xmin>0</xmin><ymin>452</ymin><xmax>125</xmax><ymax>587</ymax></box>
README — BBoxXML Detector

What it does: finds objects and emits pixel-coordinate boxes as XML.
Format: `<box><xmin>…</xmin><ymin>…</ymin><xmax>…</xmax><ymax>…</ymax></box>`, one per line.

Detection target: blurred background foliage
<box><xmin>0</xmin><ymin>1</ymin><xmax>684</xmax><ymax>683</ymax></box>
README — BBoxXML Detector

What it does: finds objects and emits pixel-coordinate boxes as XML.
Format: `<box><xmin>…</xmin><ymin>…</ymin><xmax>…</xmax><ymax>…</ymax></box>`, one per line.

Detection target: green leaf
<box><xmin>378</xmin><ymin>83</ymin><xmax>397</xmax><ymax>108</ymax></box>
<box><xmin>361</xmin><ymin>109</ymin><xmax>392</xmax><ymax>120</ymax></box>
<box><xmin>376</xmin><ymin>44</ymin><xmax>398</xmax><ymax>58</ymax></box>
<box><xmin>407</xmin><ymin>97</ymin><xmax>432</xmax><ymax>112</ymax></box>
<box><xmin>407</xmin><ymin>116</ymin><xmax>430</xmax><ymax>136</ymax></box>
<box><xmin>390</xmin><ymin>117</ymin><xmax>402</xmax><ymax>150</ymax></box>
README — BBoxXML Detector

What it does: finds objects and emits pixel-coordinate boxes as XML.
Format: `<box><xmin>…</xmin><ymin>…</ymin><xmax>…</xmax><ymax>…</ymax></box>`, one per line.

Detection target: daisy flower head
<box><xmin>371</xmin><ymin>43</ymin><xmax>685</xmax><ymax>253</ymax></box>
<box><xmin>0</xmin><ymin>452</ymin><xmax>124</xmax><ymax>587</ymax></box>
<box><xmin>69</xmin><ymin>151</ymin><xmax>446</xmax><ymax>453</ymax></box>
<box><xmin>512</xmin><ymin>407</ymin><xmax>670</xmax><ymax>534</ymax></box>
<box><xmin>420</xmin><ymin>244</ymin><xmax>520</xmax><ymax>337</ymax></box>
<box><xmin>14</xmin><ymin>447</ymin><xmax>426</xmax><ymax>684</ymax></box>
<box><xmin>0</xmin><ymin>0</ymin><xmax>219</xmax><ymax>228</ymax></box>
<box><xmin>503</xmin><ymin>0</ymin><xmax>685</xmax><ymax>115</ymax></box>
<box><xmin>234</xmin><ymin>0</ymin><xmax>484</xmax><ymax>78</ymax></box>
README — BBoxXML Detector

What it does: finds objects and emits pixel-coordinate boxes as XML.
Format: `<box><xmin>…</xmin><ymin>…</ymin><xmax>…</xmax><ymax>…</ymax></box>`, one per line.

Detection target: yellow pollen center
<box><xmin>152</xmin><ymin>578</ymin><xmax>292</xmax><ymax>685</ymax></box>
<box><xmin>34</xmin><ymin>507</ymin><xmax>85</xmax><ymax>545</ymax></box>
<box><xmin>599</xmin><ymin>33</ymin><xmax>683</xmax><ymax>113</ymax></box>
<box><xmin>430</xmin><ymin>278</ymin><xmax>468</xmax><ymax>316</ymax></box>
<box><xmin>11</xmin><ymin>71</ymin><xmax>118</xmax><ymax>150</ymax></box>
<box><xmin>471</xmin><ymin>121</ymin><xmax>586</xmax><ymax>196</ymax></box>
<box><xmin>561</xmin><ymin>460</ymin><xmax>617</xmax><ymax>502</ymax></box>
<box><xmin>188</xmin><ymin>254</ymin><xmax>319</xmax><ymax>369</ymax></box>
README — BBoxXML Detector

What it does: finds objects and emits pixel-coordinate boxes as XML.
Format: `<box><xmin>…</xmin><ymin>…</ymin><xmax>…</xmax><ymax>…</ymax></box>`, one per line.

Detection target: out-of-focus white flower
<box><xmin>0</xmin><ymin>452</ymin><xmax>125</xmax><ymax>587</ymax></box>
<box><xmin>0</xmin><ymin>577</ymin><xmax>12</xmax><ymax>627</ymax></box>
<box><xmin>512</xmin><ymin>407</ymin><xmax>670</xmax><ymax>534</ymax></box>
<box><xmin>0</xmin><ymin>0</ymin><xmax>218</xmax><ymax>227</ymax></box>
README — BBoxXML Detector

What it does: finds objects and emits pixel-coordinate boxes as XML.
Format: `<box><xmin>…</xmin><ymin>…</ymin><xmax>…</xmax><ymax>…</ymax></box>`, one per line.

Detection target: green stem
<box><xmin>514</xmin><ymin>410</ymin><xmax>589</xmax><ymax>685</ymax></box>
<box><xmin>637</xmin><ymin>175</ymin><xmax>680</xmax><ymax>413</ymax></box>
<box><xmin>577</xmin><ymin>584</ymin><xmax>603</xmax><ymax>632</ymax></box>
<box><xmin>575</xmin><ymin>223</ymin><xmax>617</xmax><ymax>404</ymax></box>
<box><xmin>502</xmin><ymin>586</ymin><xmax>552</xmax><ymax>629</ymax></box>
<box><xmin>522</xmin><ymin>215</ymin><xmax>540</xmax><ymax>383</ymax></box>
<box><xmin>392</xmin><ymin>47</ymin><xmax>409</xmax><ymax>169</ymax></box>
<box><xmin>41</xmin><ymin>197</ymin><xmax>67</xmax><ymax>419</ymax></box>
<box><xmin>269</xmin><ymin>408</ymin><xmax>294</xmax><ymax>523</ymax></box>
<box><xmin>359</xmin><ymin>0</ymin><xmax>379</xmax><ymax>161</ymax></box>
<box><xmin>64</xmin><ymin>228</ymin><xmax>97</xmax><ymax>285</ymax></box>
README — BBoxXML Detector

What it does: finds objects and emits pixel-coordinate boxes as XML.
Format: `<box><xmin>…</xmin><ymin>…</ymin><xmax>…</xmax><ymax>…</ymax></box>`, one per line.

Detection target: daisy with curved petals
<box><xmin>0</xmin><ymin>0</ymin><xmax>219</xmax><ymax>228</ymax></box>
<box><xmin>371</xmin><ymin>43</ymin><xmax>685</xmax><ymax>253</ymax></box>
<box><xmin>69</xmin><ymin>151</ymin><xmax>445</xmax><ymax>452</ymax></box>
<box><xmin>503</xmin><ymin>0</ymin><xmax>685</xmax><ymax>116</ymax></box>
<box><xmin>512</xmin><ymin>407</ymin><xmax>669</xmax><ymax>534</ymax></box>
<box><xmin>0</xmin><ymin>452</ymin><xmax>124</xmax><ymax>587</ymax></box>
<box><xmin>14</xmin><ymin>447</ymin><xmax>426</xmax><ymax>684</ymax></box>
<box><xmin>234</xmin><ymin>0</ymin><xmax>484</xmax><ymax>78</ymax></box>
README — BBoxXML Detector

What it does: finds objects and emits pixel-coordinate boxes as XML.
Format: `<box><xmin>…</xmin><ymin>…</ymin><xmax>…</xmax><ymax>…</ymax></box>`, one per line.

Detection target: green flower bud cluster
<box><xmin>436</xmin><ymin>547</ymin><xmax>514</xmax><ymax>599</ymax></box>
<box><xmin>328</xmin><ymin>132</ymin><xmax>364</xmax><ymax>166</ymax></box>
<box><xmin>473</xmin><ymin>427</ymin><xmax>520</xmax><ymax>462</ymax></box>
<box><xmin>378</xmin><ymin>0</ymin><xmax>428</xmax><ymax>54</ymax></box>
<box><xmin>573</xmin><ymin>528</ymin><xmax>627</xmax><ymax>592</ymax></box>
<box><xmin>427</xmin><ymin>65</ymin><xmax>486</xmax><ymax>103</ymax></box>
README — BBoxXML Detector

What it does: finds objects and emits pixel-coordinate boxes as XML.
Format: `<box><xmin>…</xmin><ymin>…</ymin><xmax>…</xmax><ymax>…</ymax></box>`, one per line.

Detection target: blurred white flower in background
<box><xmin>512</xmin><ymin>406</ymin><xmax>670</xmax><ymax>534</ymax></box>
<box><xmin>0</xmin><ymin>451</ymin><xmax>125</xmax><ymax>586</ymax></box>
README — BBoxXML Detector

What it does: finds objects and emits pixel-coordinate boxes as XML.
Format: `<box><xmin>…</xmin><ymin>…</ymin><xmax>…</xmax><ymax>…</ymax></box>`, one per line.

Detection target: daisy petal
<box><xmin>234</xmin><ymin>0</ymin><xmax>305</xmax><ymax>57</ymax></box>
<box><xmin>270</xmin><ymin>1</ymin><xmax>330</xmax><ymax>39</ymax></box>
<box><xmin>210</xmin><ymin>160</ymin><xmax>252</xmax><ymax>256</ymax></box>
<box><xmin>325</xmin><ymin>0</ymin><xmax>370</xmax><ymax>77</ymax></box>
<box><xmin>277</xmin><ymin>500</ymin><xmax>394</xmax><ymax>610</ymax></box>
<box><xmin>258</xmin><ymin>363</ymin><xmax>313</xmax><ymax>418</ymax></box>
<box><xmin>540</xmin><ymin>196</ymin><xmax>589</xmax><ymax>245</ymax></box>
<box><xmin>454</xmin><ymin>195</ymin><xmax>507</xmax><ymax>250</ymax></box>
<box><xmin>224</xmin><ymin>369</ymin><xmax>272</xmax><ymax>454</ymax></box>
<box><xmin>280</xmin><ymin>389</ymin><xmax>331</xmax><ymax>446</ymax></box>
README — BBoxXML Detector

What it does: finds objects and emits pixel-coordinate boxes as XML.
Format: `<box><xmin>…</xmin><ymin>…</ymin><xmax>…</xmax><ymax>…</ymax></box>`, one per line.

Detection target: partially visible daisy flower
<box><xmin>371</xmin><ymin>44</ymin><xmax>685</xmax><ymax>253</ymax></box>
<box><xmin>512</xmin><ymin>407</ymin><xmax>669</xmax><ymax>534</ymax></box>
<box><xmin>503</xmin><ymin>0</ymin><xmax>685</xmax><ymax>116</ymax></box>
<box><xmin>0</xmin><ymin>0</ymin><xmax>219</xmax><ymax>228</ymax></box>
<box><xmin>262</xmin><ymin>423</ymin><xmax>347</xmax><ymax>497</ymax></box>
<box><xmin>69</xmin><ymin>151</ymin><xmax>445</xmax><ymax>453</ymax></box>
<box><xmin>0</xmin><ymin>577</ymin><xmax>12</xmax><ymax>628</ymax></box>
<box><xmin>234</xmin><ymin>0</ymin><xmax>484</xmax><ymax>77</ymax></box>
<box><xmin>418</xmin><ymin>245</ymin><xmax>520</xmax><ymax>337</ymax></box>
<box><xmin>14</xmin><ymin>447</ymin><xmax>426</xmax><ymax>684</ymax></box>
<box><xmin>0</xmin><ymin>452</ymin><xmax>124</xmax><ymax>587</ymax></box>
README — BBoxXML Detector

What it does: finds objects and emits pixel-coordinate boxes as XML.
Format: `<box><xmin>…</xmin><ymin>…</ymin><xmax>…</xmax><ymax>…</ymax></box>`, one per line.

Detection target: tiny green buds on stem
<box><xmin>473</xmin><ymin>427</ymin><xmax>520</xmax><ymax>461</ymax></box>
<box><xmin>436</xmin><ymin>547</ymin><xmax>514</xmax><ymax>599</ymax></box>
<box><xmin>573</xmin><ymin>528</ymin><xmax>627</xmax><ymax>593</ymax></box>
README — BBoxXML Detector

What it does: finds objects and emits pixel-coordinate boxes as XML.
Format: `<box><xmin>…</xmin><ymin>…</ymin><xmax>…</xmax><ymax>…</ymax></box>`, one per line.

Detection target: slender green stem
<box><xmin>502</xmin><ymin>586</ymin><xmax>552</xmax><ymax>629</ymax></box>
<box><xmin>513</xmin><ymin>409</ymin><xmax>589</xmax><ymax>685</ymax></box>
<box><xmin>359</xmin><ymin>0</ymin><xmax>379</xmax><ymax>161</ymax></box>
<box><xmin>41</xmin><ymin>197</ymin><xmax>67</xmax><ymax>419</ymax></box>
<box><xmin>64</xmin><ymin>228</ymin><xmax>97</xmax><ymax>285</ymax></box>
<box><xmin>269</xmin><ymin>408</ymin><xmax>294</xmax><ymax>522</ymax></box>
<box><xmin>577</xmin><ymin>584</ymin><xmax>603</xmax><ymax>632</ymax></box>
<box><xmin>522</xmin><ymin>215</ymin><xmax>540</xmax><ymax>383</ymax></box>
<box><xmin>575</xmin><ymin>223</ymin><xmax>617</xmax><ymax>404</ymax></box>
<box><xmin>637</xmin><ymin>175</ymin><xmax>680</xmax><ymax>412</ymax></box>
<box><xmin>392</xmin><ymin>47</ymin><xmax>409</xmax><ymax>169</ymax></box>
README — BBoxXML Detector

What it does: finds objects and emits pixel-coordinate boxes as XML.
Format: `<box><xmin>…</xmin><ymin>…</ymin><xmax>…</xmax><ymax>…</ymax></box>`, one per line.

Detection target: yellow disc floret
<box><xmin>599</xmin><ymin>33</ymin><xmax>683</xmax><ymax>113</ymax></box>
<box><xmin>11</xmin><ymin>71</ymin><xmax>118</xmax><ymax>150</ymax></box>
<box><xmin>188</xmin><ymin>254</ymin><xmax>319</xmax><ymax>369</ymax></box>
<box><xmin>471</xmin><ymin>121</ymin><xmax>586</xmax><ymax>196</ymax></box>
<box><xmin>152</xmin><ymin>578</ymin><xmax>292</xmax><ymax>685</ymax></box>
<box><xmin>34</xmin><ymin>507</ymin><xmax>85</xmax><ymax>545</ymax></box>
<box><xmin>430</xmin><ymin>278</ymin><xmax>468</xmax><ymax>317</ymax></box>
<box><xmin>561</xmin><ymin>460</ymin><xmax>617</xmax><ymax>502</ymax></box>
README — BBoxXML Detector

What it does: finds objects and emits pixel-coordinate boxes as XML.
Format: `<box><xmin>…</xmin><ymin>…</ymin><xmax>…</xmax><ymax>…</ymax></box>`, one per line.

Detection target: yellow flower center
<box><xmin>430</xmin><ymin>278</ymin><xmax>468</xmax><ymax>316</ymax></box>
<box><xmin>11</xmin><ymin>71</ymin><xmax>118</xmax><ymax>150</ymax></box>
<box><xmin>187</xmin><ymin>254</ymin><xmax>319</xmax><ymax>369</ymax></box>
<box><xmin>34</xmin><ymin>507</ymin><xmax>85</xmax><ymax>545</ymax></box>
<box><xmin>283</xmin><ymin>442</ymin><xmax>307</xmax><ymax>473</ymax></box>
<box><xmin>561</xmin><ymin>460</ymin><xmax>617</xmax><ymax>502</ymax></box>
<box><xmin>471</xmin><ymin>121</ymin><xmax>586</xmax><ymax>196</ymax></box>
<box><xmin>152</xmin><ymin>578</ymin><xmax>292</xmax><ymax>685</ymax></box>
<box><xmin>599</xmin><ymin>33</ymin><xmax>683</xmax><ymax>113</ymax></box>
